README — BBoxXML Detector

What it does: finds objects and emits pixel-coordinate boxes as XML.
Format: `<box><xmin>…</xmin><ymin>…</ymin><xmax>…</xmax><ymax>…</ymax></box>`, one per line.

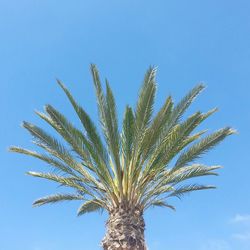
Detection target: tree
<box><xmin>10</xmin><ymin>65</ymin><xmax>235</xmax><ymax>250</ymax></box>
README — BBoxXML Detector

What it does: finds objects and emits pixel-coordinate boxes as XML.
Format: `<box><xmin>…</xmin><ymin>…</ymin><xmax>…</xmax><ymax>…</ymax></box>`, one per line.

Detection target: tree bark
<box><xmin>101</xmin><ymin>205</ymin><xmax>147</xmax><ymax>250</ymax></box>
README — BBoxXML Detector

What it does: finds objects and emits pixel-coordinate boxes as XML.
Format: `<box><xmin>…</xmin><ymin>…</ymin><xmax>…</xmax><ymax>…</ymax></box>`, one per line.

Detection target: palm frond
<box><xmin>121</xmin><ymin>105</ymin><xmax>135</xmax><ymax>196</ymax></box>
<box><xmin>169</xmin><ymin>84</ymin><xmax>205</xmax><ymax>127</ymax></box>
<box><xmin>166</xmin><ymin>164</ymin><xmax>222</xmax><ymax>185</ymax></box>
<box><xmin>141</xmin><ymin>96</ymin><xmax>173</xmax><ymax>158</ymax></box>
<box><xmin>22</xmin><ymin>121</ymin><xmax>74</xmax><ymax>162</ymax></box>
<box><xmin>36</xmin><ymin>107</ymin><xmax>93</xmax><ymax>169</ymax></box>
<box><xmin>56</xmin><ymin>80</ymin><xmax>108</xmax><ymax>165</ymax></box>
<box><xmin>33</xmin><ymin>193</ymin><xmax>84</xmax><ymax>207</ymax></box>
<box><xmin>22</xmin><ymin>121</ymin><xmax>89</xmax><ymax>174</ymax></box>
<box><xmin>105</xmin><ymin>80</ymin><xmax>122</xmax><ymax>184</ymax></box>
<box><xmin>128</xmin><ymin>67</ymin><xmax>157</xmax><ymax>185</ymax></box>
<box><xmin>173</xmin><ymin>127</ymin><xmax>236</xmax><ymax>171</ymax></box>
<box><xmin>77</xmin><ymin>199</ymin><xmax>104</xmax><ymax>216</ymax></box>
<box><xmin>147</xmin><ymin>200</ymin><xmax>176</xmax><ymax>211</ymax></box>
<box><xmin>134</xmin><ymin>66</ymin><xmax>157</xmax><ymax>131</ymax></box>
<box><xmin>9</xmin><ymin>146</ymin><xmax>76</xmax><ymax>176</ymax></box>
<box><xmin>121</xmin><ymin>105</ymin><xmax>135</xmax><ymax>166</ymax></box>
<box><xmin>168</xmin><ymin>184</ymin><xmax>216</xmax><ymax>199</ymax></box>
<box><xmin>91</xmin><ymin>65</ymin><xmax>122</xmax><ymax>197</ymax></box>
<box><xmin>23</xmin><ymin>119</ymin><xmax>111</xmax><ymax>193</ymax></box>
<box><xmin>26</xmin><ymin>171</ymin><xmax>103</xmax><ymax>200</ymax></box>
<box><xmin>156</xmin><ymin>109</ymin><xmax>218</xmax><ymax>167</ymax></box>
<box><xmin>38</xmin><ymin>105</ymin><xmax>114</xmax><ymax>188</ymax></box>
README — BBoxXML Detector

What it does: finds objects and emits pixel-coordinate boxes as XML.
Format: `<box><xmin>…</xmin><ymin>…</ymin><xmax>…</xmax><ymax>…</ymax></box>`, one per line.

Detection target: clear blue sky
<box><xmin>1</xmin><ymin>1</ymin><xmax>250</xmax><ymax>250</ymax></box>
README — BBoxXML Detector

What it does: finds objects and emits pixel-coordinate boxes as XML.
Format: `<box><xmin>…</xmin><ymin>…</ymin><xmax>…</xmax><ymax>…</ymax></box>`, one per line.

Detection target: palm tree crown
<box><xmin>10</xmin><ymin>65</ymin><xmax>234</xmax><ymax>215</ymax></box>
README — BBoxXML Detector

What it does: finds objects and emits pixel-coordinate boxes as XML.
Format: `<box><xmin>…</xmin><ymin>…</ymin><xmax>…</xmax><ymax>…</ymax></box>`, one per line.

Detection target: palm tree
<box><xmin>10</xmin><ymin>65</ymin><xmax>234</xmax><ymax>250</ymax></box>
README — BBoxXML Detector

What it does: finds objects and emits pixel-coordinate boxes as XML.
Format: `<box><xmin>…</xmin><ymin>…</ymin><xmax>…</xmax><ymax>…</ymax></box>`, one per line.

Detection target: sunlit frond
<box><xmin>33</xmin><ymin>193</ymin><xmax>84</xmax><ymax>207</ymax></box>
<box><xmin>167</xmin><ymin>184</ymin><xmax>216</xmax><ymax>199</ymax></box>
<box><xmin>173</xmin><ymin>127</ymin><xmax>235</xmax><ymax>171</ymax></box>
<box><xmin>91</xmin><ymin>65</ymin><xmax>122</xmax><ymax>193</ymax></box>
<box><xmin>56</xmin><ymin>80</ymin><xmax>108</xmax><ymax>166</ymax></box>
<box><xmin>9</xmin><ymin>146</ymin><xmax>76</xmax><ymax>176</ymax></box>
<box><xmin>146</xmin><ymin>200</ymin><xmax>176</xmax><ymax>211</ymax></box>
<box><xmin>77</xmin><ymin>199</ymin><xmax>104</xmax><ymax>216</ymax></box>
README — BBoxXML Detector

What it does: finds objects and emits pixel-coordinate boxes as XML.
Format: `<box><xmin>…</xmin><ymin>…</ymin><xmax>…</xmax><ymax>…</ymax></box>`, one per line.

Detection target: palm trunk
<box><xmin>101</xmin><ymin>205</ymin><xmax>147</xmax><ymax>250</ymax></box>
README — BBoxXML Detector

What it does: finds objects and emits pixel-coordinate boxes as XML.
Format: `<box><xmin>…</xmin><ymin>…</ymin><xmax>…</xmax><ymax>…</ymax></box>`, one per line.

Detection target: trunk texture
<box><xmin>101</xmin><ymin>205</ymin><xmax>147</xmax><ymax>250</ymax></box>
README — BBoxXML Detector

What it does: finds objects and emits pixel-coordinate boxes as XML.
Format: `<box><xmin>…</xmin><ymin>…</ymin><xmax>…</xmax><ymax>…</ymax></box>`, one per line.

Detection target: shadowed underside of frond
<box><xmin>9</xmin><ymin>65</ymin><xmax>235</xmax><ymax>217</ymax></box>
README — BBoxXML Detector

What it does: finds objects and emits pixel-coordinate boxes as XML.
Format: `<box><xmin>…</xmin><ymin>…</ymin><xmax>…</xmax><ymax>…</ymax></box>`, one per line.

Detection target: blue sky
<box><xmin>1</xmin><ymin>0</ymin><xmax>250</xmax><ymax>249</ymax></box>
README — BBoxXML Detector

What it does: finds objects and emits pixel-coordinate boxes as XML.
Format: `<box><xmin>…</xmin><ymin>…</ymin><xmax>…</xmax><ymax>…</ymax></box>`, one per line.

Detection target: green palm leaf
<box><xmin>147</xmin><ymin>200</ymin><xmax>176</xmax><ymax>211</ymax></box>
<box><xmin>169</xmin><ymin>84</ymin><xmax>205</xmax><ymax>127</ymax></box>
<box><xmin>56</xmin><ymin>80</ymin><xmax>108</xmax><ymax>165</ymax></box>
<box><xmin>77</xmin><ymin>199</ymin><xmax>104</xmax><ymax>216</ymax></box>
<box><xmin>9</xmin><ymin>146</ymin><xmax>76</xmax><ymax>176</ymax></box>
<box><xmin>134</xmin><ymin>66</ymin><xmax>157</xmax><ymax>131</ymax></box>
<box><xmin>173</xmin><ymin>127</ymin><xmax>235</xmax><ymax>171</ymax></box>
<box><xmin>168</xmin><ymin>184</ymin><xmax>216</xmax><ymax>199</ymax></box>
<box><xmin>33</xmin><ymin>193</ymin><xmax>84</xmax><ymax>207</ymax></box>
<box><xmin>121</xmin><ymin>105</ymin><xmax>135</xmax><ymax>166</ymax></box>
